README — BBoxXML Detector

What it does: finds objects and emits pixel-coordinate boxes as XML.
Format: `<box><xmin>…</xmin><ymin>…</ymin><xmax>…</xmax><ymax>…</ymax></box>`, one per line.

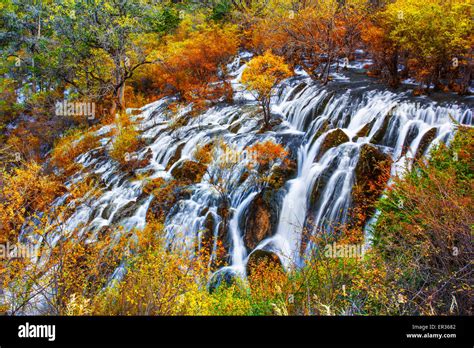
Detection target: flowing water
<box><xmin>42</xmin><ymin>56</ymin><xmax>474</xmax><ymax>281</ymax></box>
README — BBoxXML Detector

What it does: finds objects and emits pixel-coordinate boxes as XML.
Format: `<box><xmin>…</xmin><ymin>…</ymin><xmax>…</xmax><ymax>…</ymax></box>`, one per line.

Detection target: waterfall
<box><xmin>45</xmin><ymin>57</ymin><xmax>473</xmax><ymax>280</ymax></box>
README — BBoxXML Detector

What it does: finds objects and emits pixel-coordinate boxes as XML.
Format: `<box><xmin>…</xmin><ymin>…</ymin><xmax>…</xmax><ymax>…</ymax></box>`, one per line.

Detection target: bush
<box><xmin>109</xmin><ymin>113</ymin><xmax>143</xmax><ymax>166</ymax></box>
<box><xmin>372</xmin><ymin>126</ymin><xmax>473</xmax><ymax>315</ymax></box>
<box><xmin>51</xmin><ymin>128</ymin><xmax>100</xmax><ymax>176</ymax></box>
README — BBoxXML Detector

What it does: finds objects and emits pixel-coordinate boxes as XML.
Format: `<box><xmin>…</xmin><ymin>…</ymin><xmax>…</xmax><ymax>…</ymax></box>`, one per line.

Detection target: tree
<box><xmin>49</xmin><ymin>0</ymin><xmax>180</xmax><ymax>116</ymax></box>
<box><xmin>366</xmin><ymin>0</ymin><xmax>473</xmax><ymax>94</ymax></box>
<box><xmin>362</xmin><ymin>15</ymin><xmax>400</xmax><ymax>88</ymax></box>
<box><xmin>241</xmin><ymin>51</ymin><xmax>292</xmax><ymax>128</ymax></box>
<box><xmin>250</xmin><ymin>0</ymin><xmax>368</xmax><ymax>83</ymax></box>
<box><xmin>153</xmin><ymin>18</ymin><xmax>239</xmax><ymax>106</ymax></box>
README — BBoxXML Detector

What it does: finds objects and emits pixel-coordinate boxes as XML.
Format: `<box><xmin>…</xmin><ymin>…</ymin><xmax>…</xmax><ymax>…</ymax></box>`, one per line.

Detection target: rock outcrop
<box><xmin>316</xmin><ymin>129</ymin><xmax>349</xmax><ymax>161</ymax></box>
<box><xmin>246</xmin><ymin>249</ymin><xmax>283</xmax><ymax>277</ymax></box>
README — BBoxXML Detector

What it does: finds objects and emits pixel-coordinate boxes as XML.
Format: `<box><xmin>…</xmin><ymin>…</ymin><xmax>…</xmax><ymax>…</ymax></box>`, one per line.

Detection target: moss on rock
<box><xmin>243</xmin><ymin>194</ymin><xmax>273</xmax><ymax>251</ymax></box>
<box><xmin>316</xmin><ymin>129</ymin><xmax>349</xmax><ymax>161</ymax></box>
<box><xmin>171</xmin><ymin>160</ymin><xmax>207</xmax><ymax>184</ymax></box>
<box><xmin>246</xmin><ymin>249</ymin><xmax>283</xmax><ymax>277</ymax></box>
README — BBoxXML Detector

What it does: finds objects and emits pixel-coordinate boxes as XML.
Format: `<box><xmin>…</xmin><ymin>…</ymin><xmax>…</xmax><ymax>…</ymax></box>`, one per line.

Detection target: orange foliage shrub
<box><xmin>373</xmin><ymin>126</ymin><xmax>473</xmax><ymax>314</ymax></box>
<box><xmin>0</xmin><ymin>162</ymin><xmax>65</xmax><ymax>243</ymax></box>
<box><xmin>152</xmin><ymin>20</ymin><xmax>239</xmax><ymax>106</ymax></box>
<box><xmin>51</xmin><ymin>129</ymin><xmax>100</xmax><ymax>176</ymax></box>
<box><xmin>247</xmin><ymin>140</ymin><xmax>289</xmax><ymax>172</ymax></box>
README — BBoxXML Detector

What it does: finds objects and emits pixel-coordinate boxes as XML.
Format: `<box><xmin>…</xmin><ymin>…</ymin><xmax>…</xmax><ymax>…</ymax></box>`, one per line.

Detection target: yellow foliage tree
<box><xmin>241</xmin><ymin>51</ymin><xmax>292</xmax><ymax>128</ymax></box>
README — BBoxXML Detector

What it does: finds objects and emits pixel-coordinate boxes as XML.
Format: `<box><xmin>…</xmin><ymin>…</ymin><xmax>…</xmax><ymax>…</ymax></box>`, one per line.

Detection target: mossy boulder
<box><xmin>243</xmin><ymin>194</ymin><xmax>273</xmax><ymax>251</ymax></box>
<box><xmin>415</xmin><ymin>127</ymin><xmax>437</xmax><ymax>160</ymax></box>
<box><xmin>246</xmin><ymin>249</ymin><xmax>283</xmax><ymax>277</ymax></box>
<box><xmin>316</xmin><ymin>129</ymin><xmax>349</xmax><ymax>161</ymax></box>
<box><xmin>352</xmin><ymin>144</ymin><xmax>393</xmax><ymax>226</ymax></box>
<box><xmin>208</xmin><ymin>268</ymin><xmax>238</xmax><ymax>293</ymax></box>
<box><xmin>171</xmin><ymin>160</ymin><xmax>207</xmax><ymax>184</ymax></box>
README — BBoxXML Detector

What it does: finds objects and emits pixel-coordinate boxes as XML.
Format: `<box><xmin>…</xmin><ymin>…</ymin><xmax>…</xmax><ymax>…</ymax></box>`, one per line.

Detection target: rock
<box><xmin>309</xmin><ymin>156</ymin><xmax>340</xmax><ymax>209</ymax></box>
<box><xmin>246</xmin><ymin>249</ymin><xmax>283</xmax><ymax>277</ymax></box>
<box><xmin>214</xmin><ymin>200</ymin><xmax>232</xmax><ymax>266</ymax></box>
<box><xmin>111</xmin><ymin>193</ymin><xmax>148</xmax><ymax>224</ymax></box>
<box><xmin>299</xmin><ymin>92</ymin><xmax>334</xmax><ymax>131</ymax></box>
<box><xmin>370</xmin><ymin>111</ymin><xmax>392</xmax><ymax>145</ymax></box>
<box><xmin>401</xmin><ymin>123</ymin><xmax>420</xmax><ymax>156</ymax></box>
<box><xmin>243</xmin><ymin>194</ymin><xmax>273</xmax><ymax>251</ymax></box>
<box><xmin>313</xmin><ymin>92</ymin><xmax>335</xmax><ymax>119</ymax></box>
<box><xmin>229</xmin><ymin>122</ymin><xmax>242</xmax><ymax>134</ymax></box>
<box><xmin>309</xmin><ymin>119</ymin><xmax>330</xmax><ymax>148</ymax></box>
<box><xmin>171</xmin><ymin>160</ymin><xmax>207</xmax><ymax>184</ymax></box>
<box><xmin>238</xmin><ymin>170</ymin><xmax>250</xmax><ymax>186</ymax></box>
<box><xmin>201</xmin><ymin>211</ymin><xmax>215</xmax><ymax>249</ymax></box>
<box><xmin>352</xmin><ymin>144</ymin><xmax>392</xmax><ymax>227</ymax></box>
<box><xmin>285</xmin><ymin>82</ymin><xmax>307</xmax><ymax>102</ymax></box>
<box><xmin>302</xmin><ymin>155</ymin><xmax>340</xmax><ymax>254</ymax></box>
<box><xmin>380</xmin><ymin>117</ymin><xmax>400</xmax><ymax>148</ymax></box>
<box><xmin>199</xmin><ymin>208</ymin><xmax>230</xmax><ymax>270</ymax></box>
<box><xmin>166</xmin><ymin>142</ymin><xmax>185</xmax><ymax>170</ymax></box>
<box><xmin>269</xmin><ymin>117</ymin><xmax>283</xmax><ymax>127</ymax></box>
<box><xmin>101</xmin><ymin>203</ymin><xmax>115</xmax><ymax>220</ymax></box>
<box><xmin>353</xmin><ymin>119</ymin><xmax>376</xmax><ymax>140</ymax></box>
<box><xmin>316</xmin><ymin>129</ymin><xmax>349</xmax><ymax>161</ymax></box>
<box><xmin>415</xmin><ymin>127</ymin><xmax>437</xmax><ymax>160</ymax></box>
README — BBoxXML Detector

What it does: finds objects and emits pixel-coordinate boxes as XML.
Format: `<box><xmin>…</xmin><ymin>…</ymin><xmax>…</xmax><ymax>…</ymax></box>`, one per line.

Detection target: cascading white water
<box><xmin>253</xmin><ymin>84</ymin><xmax>473</xmax><ymax>268</ymax></box>
<box><xmin>47</xmin><ymin>55</ymin><xmax>473</xmax><ymax>280</ymax></box>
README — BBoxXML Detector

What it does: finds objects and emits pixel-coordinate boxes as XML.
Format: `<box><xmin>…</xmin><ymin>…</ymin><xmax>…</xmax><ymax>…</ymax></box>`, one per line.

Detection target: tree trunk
<box><xmin>110</xmin><ymin>82</ymin><xmax>126</xmax><ymax>117</ymax></box>
<box><xmin>118</xmin><ymin>82</ymin><xmax>126</xmax><ymax>111</ymax></box>
<box><xmin>322</xmin><ymin>56</ymin><xmax>332</xmax><ymax>85</ymax></box>
<box><xmin>387</xmin><ymin>51</ymin><xmax>399</xmax><ymax>89</ymax></box>
<box><xmin>110</xmin><ymin>99</ymin><xmax>117</xmax><ymax>117</ymax></box>
<box><xmin>261</xmin><ymin>98</ymin><xmax>271</xmax><ymax>129</ymax></box>
<box><xmin>458</xmin><ymin>61</ymin><xmax>472</xmax><ymax>95</ymax></box>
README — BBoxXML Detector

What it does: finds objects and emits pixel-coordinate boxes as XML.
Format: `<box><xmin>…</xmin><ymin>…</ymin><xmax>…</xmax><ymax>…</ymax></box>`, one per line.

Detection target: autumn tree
<box><xmin>250</xmin><ymin>0</ymin><xmax>368</xmax><ymax>83</ymax></box>
<box><xmin>152</xmin><ymin>18</ymin><xmax>239</xmax><ymax>107</ymax></box>
<box><xmin>241</xmin><ymin>51</ymin><xmax>292</xmax><ymax>128</ymax></box>
<box><xmin>48</xmin><ymin>0</ymin><xmax>180</xmax><ymax>116</ymax></box>
<box><xmin>364</xmin><ymin>0</ymin><xmax>473</xmax><ymax>94</ymax></box>
<box><xmin>362</xmin><ymin>14</ymin><xmax>400</xmax><ymax>88</ymax></box>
